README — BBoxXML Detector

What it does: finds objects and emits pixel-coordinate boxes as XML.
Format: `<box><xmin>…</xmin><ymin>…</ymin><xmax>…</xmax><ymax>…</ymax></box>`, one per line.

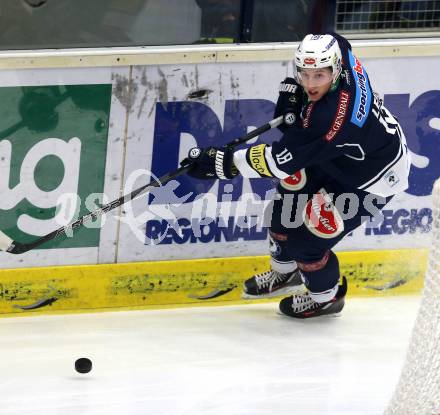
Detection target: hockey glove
<box><xmin>274</xmin><ymin>77</ymin><xmax>304</xmax><ymax>132</ymax></box>
<box><xmin>182</xmin><ymin>146</ymin><xmax>238</xmax><ymax>180</ymax></box>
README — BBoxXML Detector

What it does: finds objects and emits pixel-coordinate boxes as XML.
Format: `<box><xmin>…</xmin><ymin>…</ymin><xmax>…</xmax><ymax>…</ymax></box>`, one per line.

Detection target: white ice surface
<box><xmin>0</xmin><ymin>296</ymin><xmax>420</xmax><ymax>415</ymax></box>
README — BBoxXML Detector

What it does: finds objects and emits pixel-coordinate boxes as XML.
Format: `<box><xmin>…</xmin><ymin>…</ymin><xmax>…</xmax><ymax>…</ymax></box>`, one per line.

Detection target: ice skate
<box><xmin>278</xmin><ymin>277</ymin><xmax>347</xmax><ymax>318</ymax></box>
<box><xmin>242</xmin><ymin>268</ymin><xmax>305</xmax><ymax>299</ymax></box>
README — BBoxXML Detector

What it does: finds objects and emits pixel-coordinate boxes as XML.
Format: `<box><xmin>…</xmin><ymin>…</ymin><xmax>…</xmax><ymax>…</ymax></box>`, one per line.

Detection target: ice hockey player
<box><xmin>181</xmin><ymin>32</ymin><xmax>411</xmax><ymax>318</ymax></box>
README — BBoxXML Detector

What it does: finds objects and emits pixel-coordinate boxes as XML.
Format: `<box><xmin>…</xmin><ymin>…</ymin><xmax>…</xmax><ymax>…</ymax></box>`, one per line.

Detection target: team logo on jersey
<box><xmin>325</xmin><ymin>90</ymin><xmax>350</xmax><ymax>141</ymax></box>
<box><xmin>349</xmin><ymin>51</ymin><xmax>372</xmax><ymax>127</ymax></box>
<box><xmin>303</xmin><ymin>189</ymin><xmax>344</xmax><ymax>239</ymax></box>
<box><xmin>280</xmin><ymin>169</ymin><xmax>307</xmax><ymax>191</ymax></box>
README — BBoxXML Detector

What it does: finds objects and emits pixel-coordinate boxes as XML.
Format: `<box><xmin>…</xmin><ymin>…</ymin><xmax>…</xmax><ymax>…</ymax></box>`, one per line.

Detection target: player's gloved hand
<box><xmin>274</xmin><ymin>77</ymin><xmax>304</xmax><ymax>131</ymax></box>
<box><xmin>181</xmin><ymin>146</ymin><xmax>238</xmax><ymax>180</ymax></box>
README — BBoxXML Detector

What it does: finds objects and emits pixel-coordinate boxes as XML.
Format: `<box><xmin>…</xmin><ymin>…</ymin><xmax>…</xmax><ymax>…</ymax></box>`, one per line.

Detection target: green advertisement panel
<box><xmin>0</xmin><ymin>84</ymin><xmax>112</xmax><ymax>249</ymax></box>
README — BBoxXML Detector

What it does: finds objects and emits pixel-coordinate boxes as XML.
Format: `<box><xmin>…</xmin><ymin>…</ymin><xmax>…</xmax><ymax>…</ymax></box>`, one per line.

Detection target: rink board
<box><xmin>0</xmin><ymin>248</ymin><xmax>427</xmax><ymax>317</ymax></box>
<box><xmin>0</xmin><ymin>40</ymin><xmax>438</xmax><ymax>269</ymax></box>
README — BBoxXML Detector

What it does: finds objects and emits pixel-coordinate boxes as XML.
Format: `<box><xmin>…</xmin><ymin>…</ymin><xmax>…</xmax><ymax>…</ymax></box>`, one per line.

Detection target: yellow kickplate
<box><xmin>0</xmin><ymin>248</ymin><xmax>427</xmax><ymax>317</ymax></box>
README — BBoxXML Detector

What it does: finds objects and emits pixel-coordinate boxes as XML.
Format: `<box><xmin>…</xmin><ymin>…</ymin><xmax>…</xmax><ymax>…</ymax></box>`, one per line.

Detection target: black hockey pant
<box><xmin>265</xmin><ymin>166</ymin><xmax>392</xmax><ymax>302</ymax></box>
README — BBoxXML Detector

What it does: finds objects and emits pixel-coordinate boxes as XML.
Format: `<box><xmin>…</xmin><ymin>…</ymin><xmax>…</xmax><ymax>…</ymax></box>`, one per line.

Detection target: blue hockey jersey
<box><xmin>233</xmin><ymin>34</ymin><xmax>411</xmax><ymax>197</ymax></box>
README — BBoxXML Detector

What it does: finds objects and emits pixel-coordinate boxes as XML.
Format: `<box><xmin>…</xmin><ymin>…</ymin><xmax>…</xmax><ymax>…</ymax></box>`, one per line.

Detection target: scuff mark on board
<box><xmin>182</xmin><ymin>74</ymin><xmax>189</xmax><ymax>88</ymax></box>
<box><xmin>230</xmin><ymin>70</ymin><xmax>240</xmax><ymax>99</ymax></box>
<box><xmin>187</xmin><ymin>89</ymin><xmax>213</xmax><ymax>100</ymax></box>
<box><xmin>136</xmin><ymin>68</ymin><xmax>149</xmax><ymax>118</ymax></box>
<box><xmin>13</xmin><ymin>297</ymin><xmax>58</xmax><ymax>310</ymax></box>
<box><xmin>156</xmin><ymin>68</ymin><xmax>169</xmax><ymax>107</ymax></box>
<box><xmin>188</xmin><ymin>285</ymin><xmax>237</xmax><ymax>300</ymax></box>
<box><xmin>113</xmin><ymin>74</ymin><xmax>137</xmax><ymax>113</ymax></box>
<box><xmin>365</xmin><ymin>278</ymin><xmax>407</xmax><ymax>291</ymax></box>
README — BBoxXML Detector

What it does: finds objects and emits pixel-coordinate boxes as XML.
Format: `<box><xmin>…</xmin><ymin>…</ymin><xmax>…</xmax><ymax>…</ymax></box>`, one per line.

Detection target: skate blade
<box><xmin>241</xmin><ymin>285</ymin><xmax>306</xmax><ymax>300</ymax></box>
<box><xmin>276</xmin><ymin>310</ymin><xmax>342</xmax><ymax>319</ymax></box>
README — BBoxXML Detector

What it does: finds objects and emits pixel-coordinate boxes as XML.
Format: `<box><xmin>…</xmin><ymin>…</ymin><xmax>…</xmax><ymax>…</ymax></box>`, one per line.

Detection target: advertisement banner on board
<box><xmin>0</xmin><ymin>84</ymin><xmax>112</xmax><ymax>248</ymax></box>
<box><xmin>0</xmin><ymin>67</ymin><xmax>125</xmax><ymax>269</ymax></box>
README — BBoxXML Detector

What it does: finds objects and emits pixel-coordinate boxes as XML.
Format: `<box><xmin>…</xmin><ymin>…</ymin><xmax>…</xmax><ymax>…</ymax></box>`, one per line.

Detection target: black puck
<box><xmin>75</xmin><ymin>357</ymin><xmax>92</xmax><ymax>374</ymax></box>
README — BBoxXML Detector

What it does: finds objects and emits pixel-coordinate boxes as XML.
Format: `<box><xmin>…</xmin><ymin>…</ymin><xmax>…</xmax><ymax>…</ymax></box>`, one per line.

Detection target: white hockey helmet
<box><xmin>294</xmin><ymin>34</ymin><xmax>342</xmax><ymax>85</ymax></box>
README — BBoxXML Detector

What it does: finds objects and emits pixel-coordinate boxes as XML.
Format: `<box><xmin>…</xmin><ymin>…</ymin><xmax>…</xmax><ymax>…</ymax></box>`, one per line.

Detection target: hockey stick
<box><xmin>0</xmin><ymin>115</ymin><xmax>283</xmax><ymax>254</ymax></box>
